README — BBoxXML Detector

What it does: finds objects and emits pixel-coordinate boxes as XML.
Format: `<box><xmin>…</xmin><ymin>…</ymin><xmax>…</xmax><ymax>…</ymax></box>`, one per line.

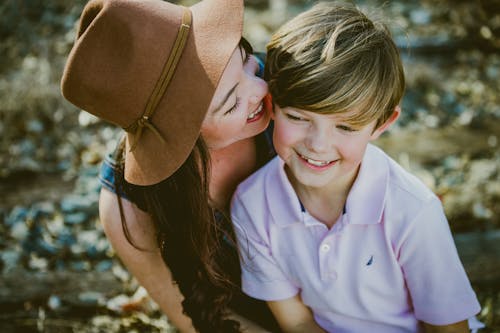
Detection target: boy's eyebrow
<box><xmin>213</xmin><ymin>83</ymin><xmax>238</xmax><ymax>114</ymax></box>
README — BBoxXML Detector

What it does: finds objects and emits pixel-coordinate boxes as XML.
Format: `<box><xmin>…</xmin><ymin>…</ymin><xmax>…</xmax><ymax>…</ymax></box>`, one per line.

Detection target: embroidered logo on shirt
<box><xmin>366</xmin><ymin>255</ymin><xmax>374</xmax><ymax>266</ymax></box>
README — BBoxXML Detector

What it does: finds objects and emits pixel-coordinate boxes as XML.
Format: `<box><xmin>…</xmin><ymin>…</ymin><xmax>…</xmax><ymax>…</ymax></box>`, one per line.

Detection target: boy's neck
<box><xmin>286</xmin><ymin>165</ymin><xmax>360</xmax><ymax>229</ymax></box>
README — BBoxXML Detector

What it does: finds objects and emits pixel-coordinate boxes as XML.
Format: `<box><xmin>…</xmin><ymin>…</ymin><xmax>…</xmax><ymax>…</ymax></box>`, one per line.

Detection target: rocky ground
<box><xmin>0</xmin><ymin>0</ymin><xmax>499</xmax><ymax>332</ymax></box>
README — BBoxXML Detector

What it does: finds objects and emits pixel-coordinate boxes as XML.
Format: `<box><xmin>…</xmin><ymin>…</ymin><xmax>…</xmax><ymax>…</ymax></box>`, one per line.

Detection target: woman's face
<box><xmin>201</xmin><ymin>44</ymin><xmax>270</xmax><ymax>150</ymax></box>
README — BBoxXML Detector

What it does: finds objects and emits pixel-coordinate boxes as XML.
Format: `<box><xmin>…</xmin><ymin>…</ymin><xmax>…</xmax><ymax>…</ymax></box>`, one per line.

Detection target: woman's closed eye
<box><xmin>224</xmin><ymin>98</ymin><xmax>240</xmax><ymax>115</ymax></box>
<box><xmin>224</xmin><ymin>46</ymin><xmax>250</xmax><ymax>117</ymax></box>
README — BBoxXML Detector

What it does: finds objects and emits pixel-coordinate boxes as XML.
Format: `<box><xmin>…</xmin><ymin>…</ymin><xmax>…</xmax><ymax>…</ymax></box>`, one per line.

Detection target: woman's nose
<box><xmin>250</xmin><ymin>95</ymin><xmax>261</xmax><ymax>104</ymax></box>
<box><xmin>241</xmin><ymin>55</ymin><xmax>268</xmax><ymax>105</ymax></box>
<box><xmin>250</xmin><ymin>78</ymin><xmax>268</xmax><ymax>104</ymax></box>
<box><xmin>245</xmin><ymin>75</ymin><xmax>268</xmax><ymax>104</ymax></box>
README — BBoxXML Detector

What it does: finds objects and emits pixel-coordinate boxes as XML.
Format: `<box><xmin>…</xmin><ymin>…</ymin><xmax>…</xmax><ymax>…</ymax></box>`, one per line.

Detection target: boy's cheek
<box><xmin>273</xmin><ymin>124</ymin><xmax>297</xmax><ymax>146</ymax></box>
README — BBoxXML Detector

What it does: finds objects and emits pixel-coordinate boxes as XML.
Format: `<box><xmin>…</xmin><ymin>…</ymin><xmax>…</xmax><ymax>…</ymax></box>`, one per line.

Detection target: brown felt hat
<box><xmin>61</xmin><ymin>0</ymin><xmax>243</xmax><ymax>185</ymax></box>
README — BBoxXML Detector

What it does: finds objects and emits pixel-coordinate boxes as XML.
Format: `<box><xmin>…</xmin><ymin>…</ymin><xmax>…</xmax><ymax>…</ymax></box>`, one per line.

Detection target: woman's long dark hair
<box><xmin>114</xmin><ymin>137</ymin><xmax>241</xmax><ymax>332</ymax></box>
<box><xmin>112</xmin><ymin>38</ymin><xmax>261</xmax><ymax>332</ymax></box>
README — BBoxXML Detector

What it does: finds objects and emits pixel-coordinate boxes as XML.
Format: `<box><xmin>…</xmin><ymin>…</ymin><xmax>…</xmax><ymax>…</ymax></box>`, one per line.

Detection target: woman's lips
<box><xmin>247</xmin><ymin>102</ymin><xmax>264</xmax><ymax>123</ymax></box>
<box><xmin>247</xmin><ymin>93</ymin><xmax>273</xmax><ymax>124</ymax></box>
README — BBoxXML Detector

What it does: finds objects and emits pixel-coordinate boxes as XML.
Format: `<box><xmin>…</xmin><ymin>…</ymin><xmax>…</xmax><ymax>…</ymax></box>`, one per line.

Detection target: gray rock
<box><xmin>409</xmin><ymin>8</ymin><xmax>432</xmax><ymax>25</ymax></box>
<box><xmin>64</xmin><ymin>212</ymin><xmax>88</xmax><ymax>225</ymax></box>
<box><xmin>95</xmin><ymin>260</ymin><xmax>113</xmax><ymax>272</ymax></box>
<box><xmin>60</xmin><ymin>194</ymin><xmax>93</xmax><ymax>213</ymax></box>
<box><xmin>47</xmin><ymin>295</ymin><xmax>62</xmax><ymax>310</ymax></box>
<box><xmin>78</xmin><ymin>291</ymin><xmax>105</xmax><ymax>306</ymax></box>
<box><xmin>1</xmin><ymin>249</ymin><xmax>22</xmax><ymax>273</ymax></box>
<box><xmin>6</xmin><ymin>206</ymin><xmax>28</xmax><ymax>227</ymax></box>
<box><xmin>10</xmin><ymin>221</ymin><xmax>29</xmax><ymax>241</ymax></box>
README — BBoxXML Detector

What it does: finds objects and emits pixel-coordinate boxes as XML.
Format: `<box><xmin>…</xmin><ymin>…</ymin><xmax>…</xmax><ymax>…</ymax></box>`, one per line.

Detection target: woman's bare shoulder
<box><xmin>99</xmin><ymin>187</ymin><xmax>157</xmax><ymax>251</ymax></box>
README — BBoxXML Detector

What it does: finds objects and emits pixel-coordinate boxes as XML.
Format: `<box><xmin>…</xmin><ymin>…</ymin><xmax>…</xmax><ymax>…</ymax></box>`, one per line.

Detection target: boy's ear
<box><xmin>264</xmin><ymin>94</ymin><xmax>276</xmax><ymax>120</ymax></box>
<box><xmin>370</xmin><ymin>105</ymin><xmax>401</xmax><ymax>140</ymax></box>
<box><xmin>270</xmin><ymin>108</ymin><xmax>276</xmax><ymax>120</ymax></box>
<box><xmin>269</xmin><ymin>104</ymin><xmax>277</xmax><ymax>120</ymax></box>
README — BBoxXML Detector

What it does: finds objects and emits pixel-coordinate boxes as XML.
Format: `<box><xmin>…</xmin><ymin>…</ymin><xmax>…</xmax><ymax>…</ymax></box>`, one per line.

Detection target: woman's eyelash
<box><xmin>224</xmin><ymin>99</ymin><xmax>240</xmax><ymax>115</ymax></box>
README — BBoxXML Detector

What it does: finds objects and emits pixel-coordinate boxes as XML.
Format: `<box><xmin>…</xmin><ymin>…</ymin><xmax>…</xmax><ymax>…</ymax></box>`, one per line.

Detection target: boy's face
<box><xmin>272</xmin><ymin>105</ymin><xmax>397</xmax><ymax>191</ymax></box>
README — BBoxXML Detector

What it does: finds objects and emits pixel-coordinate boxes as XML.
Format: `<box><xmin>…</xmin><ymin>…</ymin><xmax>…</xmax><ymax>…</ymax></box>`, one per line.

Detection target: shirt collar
<box><xmin>344</xmin><ymin>144</ymin><xmax>389</xmax><ymax>225</ymax></box>
<box><xmin>265</xmin><ymin>144</ymin><xmax>389</xmax><ymax>228</ymax></box>
<box><xmin>265</xmin><ymin>157</ymin><xmax>304</xmax><ymax>228</ymax></box>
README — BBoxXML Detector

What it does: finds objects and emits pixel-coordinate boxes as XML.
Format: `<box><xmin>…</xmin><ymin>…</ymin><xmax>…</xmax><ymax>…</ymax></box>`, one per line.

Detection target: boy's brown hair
<box><xmin>265</xmin><ymin>1</ymin><xmax>405</xmax><ymax>128</ymax></box>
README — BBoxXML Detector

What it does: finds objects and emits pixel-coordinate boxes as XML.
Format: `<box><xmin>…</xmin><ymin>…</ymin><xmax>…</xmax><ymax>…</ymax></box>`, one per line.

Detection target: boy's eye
<box><xmin>337</xmin><ymin>124</ymin><xmax>356</xmax><ymax>132</ymax></box>
<box><xmin>285</xmin><ymin>113</ymin><xmax>306</xmax><ymax>121</ymax></box>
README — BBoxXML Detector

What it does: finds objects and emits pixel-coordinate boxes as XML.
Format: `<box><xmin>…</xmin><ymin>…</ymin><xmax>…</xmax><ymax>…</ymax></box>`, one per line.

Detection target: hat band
<box><xmin>126</xmin><ymin>7</ymin><xmax>192</xmax><ymax>152</ymax></box>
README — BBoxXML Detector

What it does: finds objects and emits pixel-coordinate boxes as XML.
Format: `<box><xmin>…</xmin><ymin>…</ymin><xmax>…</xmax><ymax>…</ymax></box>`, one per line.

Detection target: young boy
<box><xmin>231</xmin><ymin>2</ymin><xmax>481</xmax><ymax>333</ymax></box>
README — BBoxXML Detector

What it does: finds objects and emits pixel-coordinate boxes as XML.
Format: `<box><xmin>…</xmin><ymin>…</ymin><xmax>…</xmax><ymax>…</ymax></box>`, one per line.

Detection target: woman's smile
<box><xmin>247</xmin><ymin>101</ymin><xmax>264</xmax><ymax>123</ymax></box>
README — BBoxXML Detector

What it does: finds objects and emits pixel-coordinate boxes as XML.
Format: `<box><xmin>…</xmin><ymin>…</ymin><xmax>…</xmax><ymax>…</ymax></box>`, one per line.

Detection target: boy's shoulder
<box><xmin>366</xmin><ymin>145</ymin><xmax>441</xmax><ymax>221</ymax></box>
<box><xmin>376</xmin><ymin>146</ymin><xmax>436</xmax><ymax>203</ymax></box>
<box><xmin>364</xmin><ymin>145</ymin><xmax>447</xmax><ymax>236</ymax></box>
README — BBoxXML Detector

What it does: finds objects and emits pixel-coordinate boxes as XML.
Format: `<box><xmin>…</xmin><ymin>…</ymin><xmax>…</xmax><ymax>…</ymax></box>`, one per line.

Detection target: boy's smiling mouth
<box><xmin>298</xmin><ymin>153</ymin><xmax>338</xmax><ymax>169</ymax></box>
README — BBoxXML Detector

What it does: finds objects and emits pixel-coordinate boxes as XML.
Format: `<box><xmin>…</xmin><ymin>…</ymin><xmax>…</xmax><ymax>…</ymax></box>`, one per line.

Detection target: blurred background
<box><xmin>0</xmin><ymin>0</ymin><xmax>498</xmax><ymax>332</ymax></box>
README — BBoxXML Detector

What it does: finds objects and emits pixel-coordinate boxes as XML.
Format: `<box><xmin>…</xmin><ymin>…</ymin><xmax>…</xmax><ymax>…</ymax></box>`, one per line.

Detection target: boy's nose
<box><xmin>306</xmin><ymin>127</ymin><xmax>332</xmax><ymax>153</ymax></box>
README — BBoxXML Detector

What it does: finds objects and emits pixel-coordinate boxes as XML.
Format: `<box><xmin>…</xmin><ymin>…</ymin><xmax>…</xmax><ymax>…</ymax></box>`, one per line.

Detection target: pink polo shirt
<box><xmin>231</xmin><ymin>144</ymin><xmax>480</xmax><ymax>333</ymax></box>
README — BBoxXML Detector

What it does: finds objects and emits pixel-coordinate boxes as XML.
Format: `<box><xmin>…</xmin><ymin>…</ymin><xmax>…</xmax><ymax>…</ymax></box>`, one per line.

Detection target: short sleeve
<box><xmin>231</xmin><ymin>192</ymin><xmax>299</xmax><ymax>301</ymax></box>
<box><xmin>398</xmin><ymin>196</ymin><xmax>481</xmax><ymax>325</ymax></box>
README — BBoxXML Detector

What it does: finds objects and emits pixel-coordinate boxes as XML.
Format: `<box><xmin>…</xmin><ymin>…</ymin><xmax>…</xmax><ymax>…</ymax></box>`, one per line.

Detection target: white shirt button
<box><xmin>320</xmin><ymin>244</ymin><xmax>330</xmax><ymax>253</ymax></box>
<box><xmin>329</xmin><ymin>271</ymin><xmax>338</xmax><ymax>280</ymax></box>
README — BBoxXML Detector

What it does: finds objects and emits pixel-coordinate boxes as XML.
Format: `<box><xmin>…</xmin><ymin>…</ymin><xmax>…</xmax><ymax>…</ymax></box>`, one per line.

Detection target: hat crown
<box><xmin>61</xmin><ymin>0</ymin><xmax>243</xmax><ymax>185</ymax></box>
<box><xmin>62</xmin><ymin>0</ymin><xmax>187</xmax><ymax>128</ymax></box>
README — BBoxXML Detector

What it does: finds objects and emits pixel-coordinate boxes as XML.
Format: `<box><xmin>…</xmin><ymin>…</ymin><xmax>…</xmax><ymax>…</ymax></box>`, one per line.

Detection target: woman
<box><xmin>61</xmin><ymin>0</ymin><xmax>277</xmax><ymax>332</ymax></box>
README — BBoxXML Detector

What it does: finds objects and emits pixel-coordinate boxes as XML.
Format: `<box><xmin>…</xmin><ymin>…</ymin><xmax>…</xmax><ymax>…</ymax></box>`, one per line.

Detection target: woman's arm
<box><xmin>267</xmin><ymin>295</ymin><xmax>327</xmax><ymax>333</ymax></box>
<box><xmin>99</xmin><ymin>188</ymin><xmax>196</xmax><ymax>332</ymax></box>
<box><xmin>100</xmin><ymin>188</ymin><xmax>271</xmax><ymax>333</ymax></box>
<box><xmin>422</xmin><ymin>320</ymin><xmax>469</xmax><ymax>333</ymax></box>
<box><xmin>229</xmin><ymin>312</ymin><xmax>272</xmax><ymax>333</ymax></box>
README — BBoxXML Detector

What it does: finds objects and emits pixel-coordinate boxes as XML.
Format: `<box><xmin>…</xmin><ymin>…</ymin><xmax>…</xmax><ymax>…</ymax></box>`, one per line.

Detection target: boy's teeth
<box><xmin>301</xmin><ymin>155</ymin><xmax>332</xmax><ymax>166</ymax></box>
<box><xmin>247</xmin><ymin>103</ymin><xmax>263</xmax><ymax>119</ymax></box>
<box><xmin>307</xmin><ymin>159</ymin><xmax>330</xmax><ymax>166</ymax></box>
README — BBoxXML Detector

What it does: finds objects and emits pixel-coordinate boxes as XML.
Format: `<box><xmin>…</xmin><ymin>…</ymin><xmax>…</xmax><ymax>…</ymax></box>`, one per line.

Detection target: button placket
<box><xmin>318</xmin><ymin>238</ymin><xmax>332</xmax><ymax>280</ymax></box>
<box><xmin>319</xmin><ymin>230</ymin><xmax>343</xmax><ymax>281</ymax></box>
<box><xmin>320</xmin><ymin>243</ymin><xmax>330</xmax><ymax>253</ymax></box>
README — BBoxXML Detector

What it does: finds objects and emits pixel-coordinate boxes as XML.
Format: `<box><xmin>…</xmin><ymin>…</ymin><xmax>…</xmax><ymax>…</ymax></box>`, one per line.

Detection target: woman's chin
<box><xmin>247</xmin><ymin>110</ymin><xmax>271</xmax><ymax>136</ymax></box>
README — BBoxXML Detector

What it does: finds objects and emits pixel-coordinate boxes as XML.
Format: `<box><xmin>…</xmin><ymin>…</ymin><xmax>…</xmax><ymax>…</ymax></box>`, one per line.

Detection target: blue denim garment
<box><xmin>99</xmin><ymin>151</ymin><xmax>129</xmax><ymax>200</ymax></box>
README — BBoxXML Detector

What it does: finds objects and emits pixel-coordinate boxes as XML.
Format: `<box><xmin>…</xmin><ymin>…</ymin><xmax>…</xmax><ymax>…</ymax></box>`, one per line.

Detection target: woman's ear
<box><xmin>370</xmin><ymin>105</ymin><xmax>401</xmax><ymax>140</ymax></box>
